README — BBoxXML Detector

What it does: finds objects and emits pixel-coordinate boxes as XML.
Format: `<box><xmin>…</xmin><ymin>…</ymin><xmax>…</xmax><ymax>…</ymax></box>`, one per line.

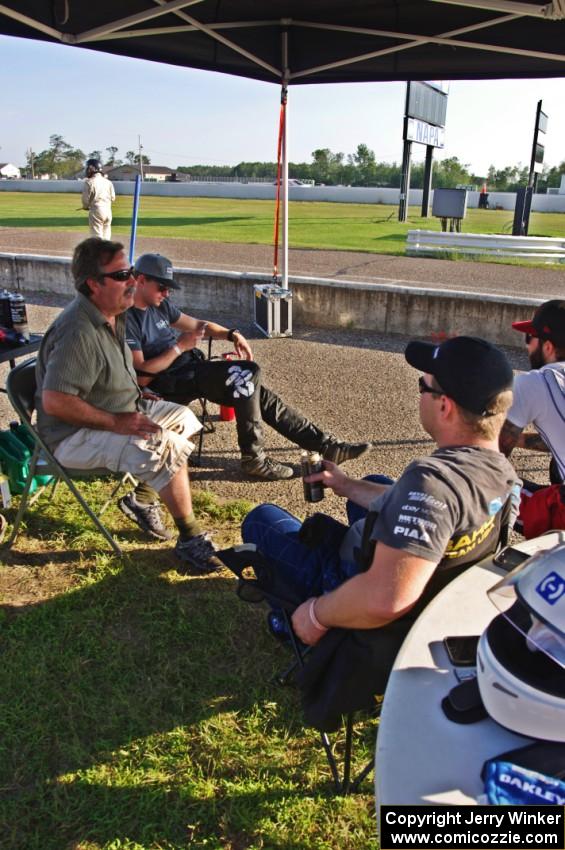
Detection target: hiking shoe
<box><xmin>241</xmin><ymin>455</ymin><xmax>294</xmax><ymax>480</ymax></box>
<box><xmin>174</xmin><ymin>532</ymin><xmax>223</xmax><ymax>574</ymax></box>
<box><xmin>322</xmin><ymin>440</ymin><xmax>372</xmax><ymax>465</ymax></box>
<box><xmin>118</xmin><ymin>492</ymin><xmax>173</xmax><ymax>540</ymax></box>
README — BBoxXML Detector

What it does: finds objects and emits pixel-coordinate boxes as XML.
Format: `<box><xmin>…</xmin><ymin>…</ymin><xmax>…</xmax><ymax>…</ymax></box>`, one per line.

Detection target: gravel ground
<box><xmin>0</xmin><ymin>293</ymin><xmax>546</xmax><ymax>525</ymax></box>
<box><xmin>0</xmin><ymin>226</ymin><xmax>563</xmax><ymax>299</ymax></box>
<box><xmin>0</xmin><ymin>227</ymin><xmax>551</xmax><ymax>525</ymax></box>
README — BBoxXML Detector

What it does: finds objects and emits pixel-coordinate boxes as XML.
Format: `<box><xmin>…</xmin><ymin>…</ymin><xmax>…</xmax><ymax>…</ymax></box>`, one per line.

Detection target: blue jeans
<box><xmin>241</xmin><ymin>475</ymin><xmax>393</xmax><ymax>604</ymax></box>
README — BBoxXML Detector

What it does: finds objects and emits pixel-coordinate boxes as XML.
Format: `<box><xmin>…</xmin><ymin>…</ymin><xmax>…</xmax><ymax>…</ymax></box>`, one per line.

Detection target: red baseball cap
<box><xmin>512</xmin><ymin>300</ymin><xmax>565</xmax><ymax>346</ymax></box>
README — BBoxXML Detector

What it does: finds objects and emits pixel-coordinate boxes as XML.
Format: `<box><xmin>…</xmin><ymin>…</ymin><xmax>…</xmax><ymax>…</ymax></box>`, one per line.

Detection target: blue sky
<box><xmin>1</xmin><ymin>34</ymin><xmax>565</xmax><ymax>175</ymax></box>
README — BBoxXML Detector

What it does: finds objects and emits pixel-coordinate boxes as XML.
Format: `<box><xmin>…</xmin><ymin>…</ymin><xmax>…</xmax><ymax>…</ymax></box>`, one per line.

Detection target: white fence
<box><xmin>407</xmin><ymin>230</ymin><xmax>565</xmax><ymax>263</ymax></box>
<box><xmin>2</xmin><ymin>179</ymin><xmax>565</xmax><ymax>212</ymax></box>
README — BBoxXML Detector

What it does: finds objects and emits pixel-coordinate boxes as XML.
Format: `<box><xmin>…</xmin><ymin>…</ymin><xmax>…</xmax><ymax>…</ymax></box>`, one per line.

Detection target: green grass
<box><xmin>0</xmin><ymin>191</ymin><xmax>563</xmax><ymax>256</ymax></box>
<box><xmin>0</xmin><ymin>482</ymin><xmax>379</xmax><ymax>850</ymax></box>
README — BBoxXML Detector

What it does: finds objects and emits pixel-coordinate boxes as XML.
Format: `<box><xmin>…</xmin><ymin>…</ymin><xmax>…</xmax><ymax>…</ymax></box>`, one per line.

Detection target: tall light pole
<box><xmin>138</xmin><ymin>135</ymin><xmax>144</xmax><ymax>181</ymax></box>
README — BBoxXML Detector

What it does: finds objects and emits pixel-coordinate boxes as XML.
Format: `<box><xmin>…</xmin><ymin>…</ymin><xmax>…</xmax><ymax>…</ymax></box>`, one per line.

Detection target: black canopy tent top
<box><xmin>2</xmin><ymin>1</ymin><xmax>565</xmax><ymax>85</ymax></box>
<box><xmin>2</xmin><ymin>0</ymin><xmax>565</xmax><ymax>286</ymax></box>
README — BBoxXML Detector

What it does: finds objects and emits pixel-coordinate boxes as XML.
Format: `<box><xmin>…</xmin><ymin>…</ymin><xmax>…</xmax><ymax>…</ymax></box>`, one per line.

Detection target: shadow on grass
<box><xmin>0</xmin><ymin>215</ymin><xmax>255</xmax><ymax>230</ymax></box>
<box><xmin>4</xmin><ymin>780</ymin><xmax>318</xmax><ymax>850</ymax></box>
<box><xmin>372</xmin><ymin>233</ymin><xmax>407</xmax><ymax>244</ymax></box>
<box><xmin>0</xmin><ymin>554</ymin><xmax>324</xmax><ymax>849</ymax></box>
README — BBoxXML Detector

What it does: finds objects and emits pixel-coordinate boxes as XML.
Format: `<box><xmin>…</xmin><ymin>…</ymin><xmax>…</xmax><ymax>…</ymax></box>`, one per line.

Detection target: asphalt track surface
<box><xmin>0</xmin><ymin>227</ymin><xmax>563</xmax><ymax>299</ymax></box>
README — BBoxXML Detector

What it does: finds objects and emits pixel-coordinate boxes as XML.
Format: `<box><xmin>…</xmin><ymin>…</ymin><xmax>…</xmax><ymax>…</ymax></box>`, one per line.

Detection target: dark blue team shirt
<box><xmin>125</xmin><ymin>300</ymin><xmax>182</xmax><ymax>359</ymax></box>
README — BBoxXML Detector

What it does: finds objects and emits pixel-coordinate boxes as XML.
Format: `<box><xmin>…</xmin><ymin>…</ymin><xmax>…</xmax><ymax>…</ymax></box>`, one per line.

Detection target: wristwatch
<box><xmin>227</xmin><ymin>328</ymin><xmax>241</xmax><ymax>342</ymax></box>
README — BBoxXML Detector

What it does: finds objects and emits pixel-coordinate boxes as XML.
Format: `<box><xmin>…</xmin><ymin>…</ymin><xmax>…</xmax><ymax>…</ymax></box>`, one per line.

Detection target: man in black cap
<box><xmin>123</xmin><ymin>253</ymin><xmax>370</xmax><ymax>492</ymax></box>
<box><xmin>241</xmin><ymin>336</ymin><xmax>518</xmax><ymax>653</ymax></box>
<box><xmin>500</xmin><ymin>300</ymin><xmax>565</xmax><ymax>484</ymax></box>
<box><xmin>82</xmin><ymin>159</ymin><xmax>115</xmax><ymax>239</ymax></box>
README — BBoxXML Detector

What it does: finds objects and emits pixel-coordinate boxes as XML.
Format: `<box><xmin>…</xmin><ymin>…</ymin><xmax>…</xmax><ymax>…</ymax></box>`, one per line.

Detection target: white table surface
<box><xmin>375</xmin><ymin>531</ymin><xmax>565</xmax><ymax>807</ymax></box>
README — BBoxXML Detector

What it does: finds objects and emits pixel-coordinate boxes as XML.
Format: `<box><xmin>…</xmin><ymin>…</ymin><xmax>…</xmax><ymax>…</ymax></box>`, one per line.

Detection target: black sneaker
<box><xmin>322</xmin><ymin>440</ymin><xmax>372</xmax><ymax>465</ymax></box>
<box><xmin>174</xmin><ymin>532</ymin><xmax>224</xmax><ymax>574</ymax></box>
<box><xmin>118</xmin><ymin>492</ymin><xmax>173</xmax><ymax>541</ymax></box>
<box><xmin>241</xmin><ymin>455</ymin><xmax>294</xmax><ymax>480</ymax></box>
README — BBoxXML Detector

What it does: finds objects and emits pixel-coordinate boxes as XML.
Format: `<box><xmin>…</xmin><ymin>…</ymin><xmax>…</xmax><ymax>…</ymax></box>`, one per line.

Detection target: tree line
<box><xmin>23</xmin><ymin>136</ymin><xmax>150</xmax><ymax>180</ymax></box>
<box><xmin>19</xmin><ymin>135</ymin><xmax>565</xmax><ymax>192</ymax></box>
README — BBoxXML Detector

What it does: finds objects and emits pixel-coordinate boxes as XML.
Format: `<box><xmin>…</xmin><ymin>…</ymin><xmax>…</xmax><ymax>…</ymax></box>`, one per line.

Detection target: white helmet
<box><xmin>477</xmin><ymin>543</ymin><xmax>565</xmax><ymax>742</ymax></box>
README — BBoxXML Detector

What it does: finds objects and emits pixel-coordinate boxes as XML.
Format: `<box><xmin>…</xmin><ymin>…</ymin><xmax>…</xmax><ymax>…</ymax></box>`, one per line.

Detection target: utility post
<box><xmin>513</xmin><ymin>100</ymin><xmax>548</xmax><ymax>236</ymax></box>
<box><xmin>138</xmin><ymin>135</ymin><xmax>144</xmax><ymax>181</ymax></box>
<box><xmin>26</xmin><ymin>147</ymin><xmax>35</xmax><ymax>179</ymax></box>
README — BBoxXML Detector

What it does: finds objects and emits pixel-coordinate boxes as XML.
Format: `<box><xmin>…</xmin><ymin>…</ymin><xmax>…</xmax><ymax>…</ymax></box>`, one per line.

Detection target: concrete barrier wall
<box><xmin>0</xmin><ymin>252</ymin><xmax>540</xmax><ymax>347</ymax></box>
<box><xmin>2</xmin><ymin>179</ymin><xmax>565</xmax><ymax>212</ymax></box>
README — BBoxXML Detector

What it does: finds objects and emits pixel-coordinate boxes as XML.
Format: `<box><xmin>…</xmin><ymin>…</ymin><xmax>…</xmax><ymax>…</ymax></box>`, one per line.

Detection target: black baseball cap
<box><xmin>133</xmin><ymin>253</ymin><xmax>181</xmax><ymax>289</ymax></box>
<box><xmin>405</xmin><ymin>336</ymin><xmax>514</xmax><ymax>417</ymax></box>
<box><xmin>512</xmin><ymin>300</ymin><xmax>565</xmax><ymax>347</ymax></box>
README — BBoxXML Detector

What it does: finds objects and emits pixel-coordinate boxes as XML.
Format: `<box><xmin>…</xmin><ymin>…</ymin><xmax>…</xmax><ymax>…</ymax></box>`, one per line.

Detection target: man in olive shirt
<box><xmin>36</xmin><ymin>237</ymin><xmax>221</xmax><ymax>573</ymax></box>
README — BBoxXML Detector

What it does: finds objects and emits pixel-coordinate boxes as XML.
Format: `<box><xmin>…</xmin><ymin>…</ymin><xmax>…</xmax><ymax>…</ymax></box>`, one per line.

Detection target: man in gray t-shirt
<box><xmin>242</xmin><ymin>336</ymin><xmax>519</xmax><ymax>658</ymax></box>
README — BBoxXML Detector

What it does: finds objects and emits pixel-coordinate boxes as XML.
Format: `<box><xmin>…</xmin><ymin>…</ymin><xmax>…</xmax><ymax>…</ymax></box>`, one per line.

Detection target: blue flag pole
<box><xmin>129</xmin><ymin>174</ymin><xmax>142</xmax><ymax>263</ymax></box>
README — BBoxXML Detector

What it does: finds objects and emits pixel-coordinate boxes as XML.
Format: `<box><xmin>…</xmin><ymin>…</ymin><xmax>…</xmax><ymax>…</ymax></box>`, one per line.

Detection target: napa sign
<box><xmin>406</xmin><ymin>117</ymin><xmax>445</xmax><ymax>148</ymax></box>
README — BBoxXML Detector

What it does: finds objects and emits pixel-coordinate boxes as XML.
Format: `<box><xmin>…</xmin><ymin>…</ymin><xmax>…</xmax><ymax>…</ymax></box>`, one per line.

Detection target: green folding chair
<box><xmin>3</xmin><ymin>358</ymin><xmax>134</xmax><ymax>556</ymax></box>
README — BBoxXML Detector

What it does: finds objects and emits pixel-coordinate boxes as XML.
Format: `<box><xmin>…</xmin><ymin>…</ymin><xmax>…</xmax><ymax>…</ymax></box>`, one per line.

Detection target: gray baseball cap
<box><xmin>133</xmin><ymin>253</ymin><xmax>181</xmax><ymax>289</ymax></box>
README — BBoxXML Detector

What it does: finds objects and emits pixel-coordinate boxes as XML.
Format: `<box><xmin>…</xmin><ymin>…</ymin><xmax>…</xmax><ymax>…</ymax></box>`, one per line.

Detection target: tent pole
<box><xmin>281</xmin><ymin>29</ymin><xmax>289</xmax><ymax>290</ymax></box>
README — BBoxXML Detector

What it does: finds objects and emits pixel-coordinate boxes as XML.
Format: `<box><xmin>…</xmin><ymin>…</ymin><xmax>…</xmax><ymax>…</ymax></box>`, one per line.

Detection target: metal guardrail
<box><xmin>407</xmin><ymin>230</ymin><xmax>565</xmax><ymax>262</ymax></box>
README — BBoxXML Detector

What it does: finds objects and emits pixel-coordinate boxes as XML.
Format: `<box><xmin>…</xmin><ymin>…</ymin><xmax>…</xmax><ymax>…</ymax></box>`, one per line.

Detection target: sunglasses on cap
<box><xmin>101</xmin><ymin>266</ymin><xmax>135</xmax><ymax>282</ymax></box>
<box><xmin>418</xmin><ymin>376</ymin><xmax>443</xmax><ymax>395</ymax></box>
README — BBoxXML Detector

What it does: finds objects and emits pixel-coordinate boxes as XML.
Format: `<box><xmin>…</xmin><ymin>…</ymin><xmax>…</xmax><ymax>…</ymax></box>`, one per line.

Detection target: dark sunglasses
<box><xmin>101</xmin><ymin>266</ymin><xmax>135</xmax><ymax>282</ymax></box>
<box><xmin>143</xmin><ymin>276</ymin><xmax>170</xmax><ymax>292</ymax></box>
<box><xmin>418</xmin><ymin>376</ymin><xmax>442</xmax><ymax>396</ymax></box>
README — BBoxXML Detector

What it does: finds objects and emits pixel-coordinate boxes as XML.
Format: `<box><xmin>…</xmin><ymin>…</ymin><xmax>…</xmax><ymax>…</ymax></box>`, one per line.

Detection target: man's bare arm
<box><xmin>129</xmin><ymin>316</ymin><xmax>209</xmax><ymax>382</ymax></box>
<box><xmin>306</xmin><ymin>459</ymin><xmax>390</xmax><ymax>507</ymax></box>
<box><xmin>42</xmin><ymin>390</ymin><xmax>160</xmax><ymax>438</ymax></box>
<box><xmin>499</xmin><ymin>419</ymin><xmax>523</xmax><ymax>457</ymax></box>
<box><xmin>291</xmin><ymin>542</ymin><xmax>436</xmax><ymax>644</ymax></box>
<box><xmin>173</xmin><ymin>314</ymin><xmax>253</xmax><ymax>359</ymax></box>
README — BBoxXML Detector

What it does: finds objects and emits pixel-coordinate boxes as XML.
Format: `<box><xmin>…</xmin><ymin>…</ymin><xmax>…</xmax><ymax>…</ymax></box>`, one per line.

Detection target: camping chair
<box><xmin>2</xmin><ymin>358</ymin><xmax>134</xmax><ymax>556</ymax></box>
<box><xmin>218</xmin><ymin>492</ymin><xmax>515</xmax><ymax>794</ymax></box>
<box><xmin>218</xmin><ymin>544</ymin><xmax>378</xmax><ymax>795</ymax></box>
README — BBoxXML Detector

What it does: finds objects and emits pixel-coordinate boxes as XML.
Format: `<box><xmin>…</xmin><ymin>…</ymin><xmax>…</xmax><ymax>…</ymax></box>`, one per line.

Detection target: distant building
<box><xmin>0</xmin><ymin>162</ymin><xmax>21</xmax><ymax>179</ymax></box>
<box><xmin>105</xmin><ymin>164</ymin><xmax>174</xmax><ymax>182</ymax></box>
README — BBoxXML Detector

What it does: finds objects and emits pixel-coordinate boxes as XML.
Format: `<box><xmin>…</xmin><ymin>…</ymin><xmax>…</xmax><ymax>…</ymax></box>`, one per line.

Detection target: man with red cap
<box><xmin>500</xmin><ymin>300</ymin><xmax>565</xmax><ymax>536</ymax></box>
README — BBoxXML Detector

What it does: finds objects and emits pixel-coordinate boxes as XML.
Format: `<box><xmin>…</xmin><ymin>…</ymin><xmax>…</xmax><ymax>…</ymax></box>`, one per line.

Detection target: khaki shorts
<box><xmin>54</xmin><ymin>400</ymin><xmax>202</xmax><ymax>493</ymax></box>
